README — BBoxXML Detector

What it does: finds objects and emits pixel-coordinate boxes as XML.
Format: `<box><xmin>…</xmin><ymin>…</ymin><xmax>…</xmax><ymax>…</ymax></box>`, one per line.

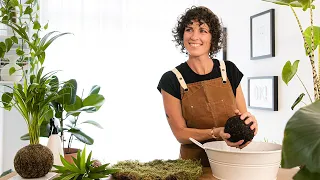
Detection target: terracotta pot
<box><xmin>63</xmin><ymin>148</ymin><xmax>80</xmax><ymax>164</ymax></box>
<box><xmin>14</xmin><ymin>144</ymin><xmax>53</xmax><ymax>178</ymax></box>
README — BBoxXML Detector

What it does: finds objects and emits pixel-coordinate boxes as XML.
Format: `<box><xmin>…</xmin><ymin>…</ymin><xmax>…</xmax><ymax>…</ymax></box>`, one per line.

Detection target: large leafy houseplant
<box><xmin>263</xmin><ymin>0</ymin><xmax>320</xmax><ymax>179</ymax></box>
<box><xmin>0</xmin><ymin>0</ymin><xmax>70</xmax><ymax>144</ymax></box>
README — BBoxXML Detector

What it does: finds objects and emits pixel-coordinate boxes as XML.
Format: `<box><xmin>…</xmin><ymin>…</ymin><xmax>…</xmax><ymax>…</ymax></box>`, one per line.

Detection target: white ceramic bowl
<box><xmin>191</xmin><ymin>139</ymin><xmax>282</xmax><ymax>180</ymax></box>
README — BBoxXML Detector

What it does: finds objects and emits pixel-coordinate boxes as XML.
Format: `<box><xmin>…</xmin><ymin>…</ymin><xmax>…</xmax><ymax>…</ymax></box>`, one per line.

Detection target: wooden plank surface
<box><xmin>0</xmin><ymin>168</ymin><xmax>299</xmax><ymax>180</ymax></box>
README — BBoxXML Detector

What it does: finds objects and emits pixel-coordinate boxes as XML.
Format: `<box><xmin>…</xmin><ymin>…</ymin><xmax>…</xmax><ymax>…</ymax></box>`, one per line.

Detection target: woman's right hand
<box><xmin>217</xmin><ymin>127</ymin><xmax>244</xmax><ymax>148</ymax></box>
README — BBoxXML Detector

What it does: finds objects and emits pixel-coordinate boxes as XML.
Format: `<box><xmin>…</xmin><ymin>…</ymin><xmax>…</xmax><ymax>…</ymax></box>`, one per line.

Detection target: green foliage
<box><xmin>53</xmin><ymin>146</ymin><xmax>118</xmax><ymax>180</ymax></box>
<box><xmin>0</xmin><ymin>0</ymin><xmax>71</xmax><ymax>75</ymax></box>
<box><xmin>112</xmin><ymin>159</ymin><xmax>203</xmax><ymax>180</ymax></box>
<box><xmin>0</xmin><ymin>67</ymin><xmax>59</xmax><ymax>144</ymax></box>
<box><xmin>48</xmin><ymin>78</ymin><xmax>105</xmax><ymax>149</ymax></box>
<box><xmin>281</xmin><ymin>101</ymin><xmax>320</xmax><ymax>179</ymax></box>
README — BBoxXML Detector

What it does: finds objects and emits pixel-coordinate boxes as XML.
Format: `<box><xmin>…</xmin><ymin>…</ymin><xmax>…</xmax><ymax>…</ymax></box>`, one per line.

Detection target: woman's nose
<box><xmin>190</xmin><ymin>31</ymin><xmax>199</xmax><ymax>40</ymax></box>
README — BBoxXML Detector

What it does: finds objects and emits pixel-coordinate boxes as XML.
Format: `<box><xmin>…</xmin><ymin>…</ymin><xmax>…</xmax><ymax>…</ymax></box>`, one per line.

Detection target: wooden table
<box><xmin>0</xmin><ymin>168</ymin><xmax>299</xmax><ymax>180</ymax></box>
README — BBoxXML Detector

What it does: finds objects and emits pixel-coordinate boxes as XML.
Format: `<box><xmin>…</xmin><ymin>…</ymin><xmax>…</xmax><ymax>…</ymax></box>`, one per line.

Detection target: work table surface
<box><xmin>0</xmin><ymin>167</ymin><xmax>299</xmax><ymax>180</ymax></box>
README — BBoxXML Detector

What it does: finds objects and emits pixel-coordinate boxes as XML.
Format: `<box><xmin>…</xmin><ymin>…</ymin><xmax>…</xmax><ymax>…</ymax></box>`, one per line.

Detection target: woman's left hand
<box><xmin>234</xmin><ymin>109</ymin><xmax>258</xmax><ymax>149</ymax></box>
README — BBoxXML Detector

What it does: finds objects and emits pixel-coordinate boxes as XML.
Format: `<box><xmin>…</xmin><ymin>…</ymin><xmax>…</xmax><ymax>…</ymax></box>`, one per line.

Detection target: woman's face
<box><xmin>183</xmin><ymin>20</ymin><xmax>212</xmax><ymax>58</ymax></box>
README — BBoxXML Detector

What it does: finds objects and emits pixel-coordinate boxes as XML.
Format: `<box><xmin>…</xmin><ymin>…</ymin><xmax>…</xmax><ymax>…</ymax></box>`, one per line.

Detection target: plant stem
<box><xmin>290</xmin><ymin>5</ymin><xmax>320</xmax><ymax>100</ymax></box>
<box><xmin>29</xmin><ymin>115</ymin><xmax>40</xmax><ymax>144</ymax></box>
<box><xmin>296</xmin><ymin>74</ymin><xmax>313</xmax><ymax>103</ymax></box>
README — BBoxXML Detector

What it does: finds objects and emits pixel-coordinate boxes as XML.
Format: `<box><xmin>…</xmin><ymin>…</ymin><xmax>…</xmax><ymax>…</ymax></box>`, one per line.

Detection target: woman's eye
<box><xmin>200</xmin><ymin>29</ymin><xmax>208</xmax><ymax>33</ymax></box>
<box><xmin>185</xmin><ymin>28</ymin><xmax>192</xmax><ymax>32</ymax></box>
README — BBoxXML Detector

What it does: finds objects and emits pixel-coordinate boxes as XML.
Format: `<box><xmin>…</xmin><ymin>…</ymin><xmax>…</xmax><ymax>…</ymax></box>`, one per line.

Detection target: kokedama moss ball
<box><xmin>224</xmin><ymin>115</ymin><xmax>254</xmax><ymax>146</ymax></box>
<box><xmin>14</xmin><ymin>144</ymin><xmax>53</xmax><ymax>178</ymax></box>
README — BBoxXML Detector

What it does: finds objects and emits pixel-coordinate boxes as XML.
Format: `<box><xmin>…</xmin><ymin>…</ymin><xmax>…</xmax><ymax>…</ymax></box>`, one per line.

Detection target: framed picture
<box><xmin>250</xmin><ymin>9</ymin><xmax>275</xmax><ymax>60</ymax></box>
<box><xmin>215</xmin><ymin>27</ymin><xmax>227</xmax><ymax>61</ymax></box>
<box><xmin>248</xmin><ymin>76</ymin><xmax>278</xmax><ymax>111</ymax></box>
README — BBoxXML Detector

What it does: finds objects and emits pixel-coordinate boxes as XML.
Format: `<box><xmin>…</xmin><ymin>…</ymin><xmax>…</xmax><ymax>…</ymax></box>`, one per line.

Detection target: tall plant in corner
<box><xmin>262</xmin><ymin>0</ymin><xmax>320</xmax><ymax>179</ymax></box>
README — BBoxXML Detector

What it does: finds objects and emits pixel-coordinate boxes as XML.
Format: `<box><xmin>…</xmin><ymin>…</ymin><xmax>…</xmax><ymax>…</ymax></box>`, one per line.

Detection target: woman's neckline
<box><xmin>185</xmin><ymin>58</ymin><xmax>217</xmax><ymax>76</ymax></box>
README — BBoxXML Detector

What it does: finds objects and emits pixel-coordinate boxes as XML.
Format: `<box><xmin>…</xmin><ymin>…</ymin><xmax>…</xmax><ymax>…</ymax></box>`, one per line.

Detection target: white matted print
<box><xmin>248</xmin><ymin>76</ymin><xmax>278</xmax><ymax>111</ymax></box>
<box><xmin>250</xmin><ymin>9</ymin><xmax>275</xmax><ymax>60</ymax></box>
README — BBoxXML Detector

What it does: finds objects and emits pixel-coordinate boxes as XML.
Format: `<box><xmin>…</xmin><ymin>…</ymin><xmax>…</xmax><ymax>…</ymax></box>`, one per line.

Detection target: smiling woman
<box><xmin>157</xmin><ymin>6</ymin><xmax>258</xmax><ymax>167</ymax></box>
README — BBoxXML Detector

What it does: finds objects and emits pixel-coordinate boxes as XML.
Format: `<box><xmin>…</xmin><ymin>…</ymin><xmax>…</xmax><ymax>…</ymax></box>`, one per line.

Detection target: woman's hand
<box><xmin>216</xmin><ymin>127</ymin><xmax>244</xmax><ymax>148</ymax></box>
<box><xmin>233</xmin><ymin>109</ymin><xmax>258</xmax><ymax>149</ymax></box>
<box><xmin>235</xmin><ymin>109</ymin><xmax>258</xmax><ymax>135</ymax></box>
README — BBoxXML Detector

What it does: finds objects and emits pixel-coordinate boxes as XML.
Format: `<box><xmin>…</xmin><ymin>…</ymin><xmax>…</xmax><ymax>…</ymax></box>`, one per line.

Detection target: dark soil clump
<box><xmin>224</xmin><ymin>115</ymin><xmax>254</xmax><ymax>146</ymax></box>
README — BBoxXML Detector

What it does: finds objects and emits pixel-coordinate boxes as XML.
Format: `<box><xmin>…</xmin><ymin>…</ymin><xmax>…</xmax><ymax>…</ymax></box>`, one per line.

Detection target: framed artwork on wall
<box><xmin>215</xmin><ymin>27</ymin><xmax>227</xmax><ymax>61</ymax></box>
<box><xmin>248</xmin><ymin>76</ymin><xmax>278</xmax><ymax>111</ymax></box>
<box><xmin>250</xmin><ymin>9</ymin><xmax>275</xmax><ymax>60</ymax></box>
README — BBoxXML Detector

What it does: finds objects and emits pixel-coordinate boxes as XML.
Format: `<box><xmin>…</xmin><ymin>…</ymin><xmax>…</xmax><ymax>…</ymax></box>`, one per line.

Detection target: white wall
<box><xmin>198</xmin><ymin>0</ymin><xmax>320</xmax><ymax>143</ymax></box>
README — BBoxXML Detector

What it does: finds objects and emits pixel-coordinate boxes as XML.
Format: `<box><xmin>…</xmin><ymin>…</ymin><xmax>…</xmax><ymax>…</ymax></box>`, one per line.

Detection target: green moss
<box><xmin>112</xmin><ymin>159</ymin><xmax>202</xmax><ymax>180</ymax></box>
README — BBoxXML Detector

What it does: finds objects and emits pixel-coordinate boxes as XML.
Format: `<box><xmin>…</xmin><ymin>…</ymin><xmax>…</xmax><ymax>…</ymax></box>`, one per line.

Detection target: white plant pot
<box><xmin>0</xmin><ymin>55</ymin><xmax>23</xmax><ymax>82</ymax></box>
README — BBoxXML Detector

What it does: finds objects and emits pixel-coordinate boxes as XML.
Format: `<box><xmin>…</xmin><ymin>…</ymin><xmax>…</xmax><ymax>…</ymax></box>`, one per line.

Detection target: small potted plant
<box><xmin>262</xmin><ymin>0</ymin><xmax>320</xmax><ymax>179</ymax></box>
<box><xmin>53</xmin><ymin>146</ymin><xmax>119</xmax><ymax>180</ymax></box>
<box><xmin>49</xmin><ymin>78</ymin><xmax>105</xmax><ymax>162</ymax></box>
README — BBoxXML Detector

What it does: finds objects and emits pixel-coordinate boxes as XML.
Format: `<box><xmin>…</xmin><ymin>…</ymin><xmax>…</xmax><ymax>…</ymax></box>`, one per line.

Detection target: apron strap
<box><xmin>219</xmin><ymin>60</ymin><xmax>227</xmax><ymax>84</ymax></box>
<box><xmin>172</xmin><ymin>68</ymin><xmax>188</xmax><ymax>91</ymax></box>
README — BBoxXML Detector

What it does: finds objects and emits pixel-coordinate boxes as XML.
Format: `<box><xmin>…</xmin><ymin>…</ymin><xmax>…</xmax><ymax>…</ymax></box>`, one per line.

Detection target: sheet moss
<box><xmin>112</xmin><ymin>159</ymin><xmax>202</xmax><ymax>180</ymax></box>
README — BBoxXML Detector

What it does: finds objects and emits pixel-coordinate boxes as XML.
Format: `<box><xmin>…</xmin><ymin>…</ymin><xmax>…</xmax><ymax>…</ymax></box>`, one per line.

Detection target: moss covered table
<box><xmin>0</xmin><ymin>167</ymin><xmax>299</xmax><ymax>180</ymax></box>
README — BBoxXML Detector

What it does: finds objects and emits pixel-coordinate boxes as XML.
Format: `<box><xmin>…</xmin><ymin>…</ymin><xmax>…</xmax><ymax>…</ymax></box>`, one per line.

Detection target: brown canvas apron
<box><xmin>172</xmin><ymin>60</ymin><xmax>237</xmax><ymax>167</ymax></box>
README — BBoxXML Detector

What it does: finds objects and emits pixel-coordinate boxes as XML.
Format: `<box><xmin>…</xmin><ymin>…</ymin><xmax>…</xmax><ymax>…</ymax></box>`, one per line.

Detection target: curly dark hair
<box><xmin>172</xmin><ymin>6</ymin><xmax>225</xmax><ymax>58</ymax></box>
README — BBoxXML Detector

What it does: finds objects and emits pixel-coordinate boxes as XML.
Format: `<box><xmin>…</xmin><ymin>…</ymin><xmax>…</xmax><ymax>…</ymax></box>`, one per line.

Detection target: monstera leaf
<box><xmin>281</xmin><ymin>101</ymin><xmax>320</xmax><ymax>179</ymax></box>
<box><xmin>262</xmin><ymin>0</ymin><xmax>315</xmax><ymax>10</ymax></box>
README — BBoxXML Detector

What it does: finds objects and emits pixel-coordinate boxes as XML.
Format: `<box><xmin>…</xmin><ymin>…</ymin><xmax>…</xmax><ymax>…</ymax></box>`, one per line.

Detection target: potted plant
<box><xmin>53</xmin><ymin>146</ymin><xmax>119</xmax><ymax>180</ymax></box>
<box><xmin>1</xmin><ymin>67</ymin><xmax>60</xmax><ymax>178</ymax></box>
<box><xmin>0</xmin><ymin>0</ymin><xmax>71</xmax><ymax>178</ymax></box>
<box><xmin>49</xmin><ymin>78</ymin><xmax>105</xmax><ymax>162</ymax></box>
<box><xmin>262</xmin><ymin>0</ymin><xmax>320</xmax><ymax>179</ymax></box>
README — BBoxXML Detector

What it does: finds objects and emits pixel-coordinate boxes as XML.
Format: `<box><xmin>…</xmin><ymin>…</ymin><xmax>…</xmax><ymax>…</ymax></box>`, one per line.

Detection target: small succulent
<box><xmin>53</xmin><ymin>146</ymin><xmax>119</xmax><ymax>180</ymax></box>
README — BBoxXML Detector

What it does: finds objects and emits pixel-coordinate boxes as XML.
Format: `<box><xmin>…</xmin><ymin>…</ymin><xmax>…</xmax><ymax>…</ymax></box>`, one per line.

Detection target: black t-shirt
<box><xmin>157</xmin><ymin>59</ymin><xmax>243</xmax><ymax>100</ymax></box>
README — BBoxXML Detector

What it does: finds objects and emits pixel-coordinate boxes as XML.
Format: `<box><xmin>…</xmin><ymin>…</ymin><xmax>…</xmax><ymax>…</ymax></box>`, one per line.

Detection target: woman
<box><xmin>157</xmin><ymin>6</ymin><xmax>258</xmax><ymax>167</ymax></box>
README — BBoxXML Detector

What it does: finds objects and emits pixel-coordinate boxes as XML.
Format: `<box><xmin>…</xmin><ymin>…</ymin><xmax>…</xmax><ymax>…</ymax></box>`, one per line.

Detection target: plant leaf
<box><xmin>281</xmin><ymin>101</ymin><xmax>320</xmax><ymax>172</ymax></box>
<box><xmin>9</xmin><ymin>67</ymin><xmax>16</xmax><ymax>75</ymax></box>
<box><xmin>89</xmin><ymin>85</ymin><xmax>100</xmax><ymax>95</ymax></box>
<box><xmin>83</xmin><ymin>94</ymin><xmax>105</xmax><ymax>111</ymax></box>
<box><xmin>0</xmin><ymin>169</ymin><xmax>12</xmax><ymax>177</ymax></box>
<box><xmin>282</xmin><ymin>60</ymin><xmax>299</xmax><ymax>85</ymax></box>
<box><xmin>291</xmin><ymin>93</ymin><xmax>305</xmax><ymax>110</ymax></box>
<box><xmin>24</xmin><ymin>6</ymin><xmax>33</xmax><ymax>14</ymax></box>
<box><xmin>33</xmin><ymin>20</ymin><xmax>41</xmax><ymax>30</ymax></box>
<box><xmin>60</xmin><ymin>155</ymin><xmax>81</xmax><ymax>173</ymax></box>
<box><xmin>69</xmin><ymin>129</ymin><xmax>94</xmax><ymax>145</ymax></box>
<box><xmin>65</xmin><ymin>96</ymin><xmax>83</xmax><ymax>116</ymax></box>
<box><xmin>86</xmin><ymin>151</ymin><xmax>92</xmax><ymax>167</ymax></box>
<box><xmin>80</xmin><ymin>120</ymin><xmax>103</xmax><ymax>129</ymax></box>
<box><xmin>80</xmin><ymin>146</ymin><xmax>86</xmax><ymax>173</ymax></box>
<box><xmin>57</xmin><ymin>79</ymin><xmax>77</xmax><ymax>105</ymax></box>
<box><xmin>5</xmin><ymin>38</ymin><xmax>13</xmax><ymax>52</ymax></box>
<box><xmin>66</xmin><ymin>106</ymin><xmax>96</xmax><ymax>116</ymax></box>
<box><xmin>293</xmin><ymin>167</ymin><xmax>320</xmax><ymax>180</ymax></box>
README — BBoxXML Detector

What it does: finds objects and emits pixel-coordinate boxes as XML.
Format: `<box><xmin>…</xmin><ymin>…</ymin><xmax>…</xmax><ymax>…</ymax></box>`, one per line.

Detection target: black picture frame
<box><xmin>248</xmin><ymin>76</ymin><xmax>278</xmax><ymax>111</ymax></box>
<box><xmin>250</xmin><ymin>9</ymin><xmax>275</xmax><ymax>60</ymax></box>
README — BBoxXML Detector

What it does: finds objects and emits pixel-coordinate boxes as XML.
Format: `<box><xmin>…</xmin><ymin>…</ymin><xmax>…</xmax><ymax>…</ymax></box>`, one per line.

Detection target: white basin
<box><xmin>191</xmin><ymin>139</ymin><xmax>282</xmax><ymax>180</ymax></box>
